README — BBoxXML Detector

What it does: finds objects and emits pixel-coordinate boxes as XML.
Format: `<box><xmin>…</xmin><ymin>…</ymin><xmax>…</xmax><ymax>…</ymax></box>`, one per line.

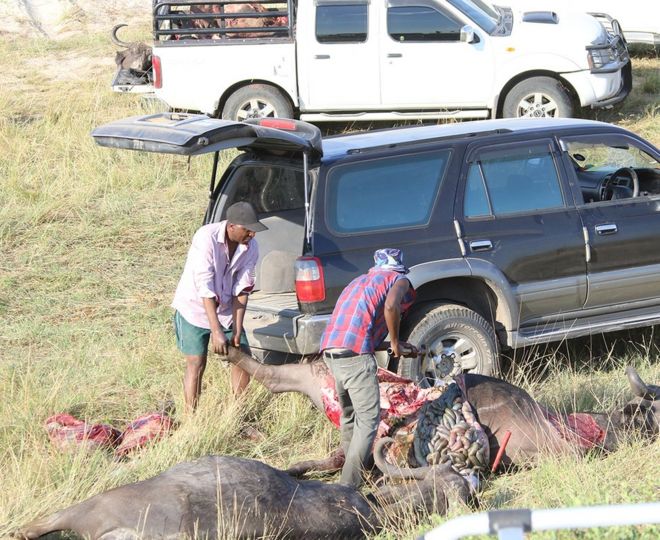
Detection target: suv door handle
<box><xmin>595</xmin><ymin>224</ymin><xmax>618</xmax><ymax>235</ymax></box>
<box><xmin>387</xmin><ymin>53</ymin><xmax>402</xmax><ymax>58</ymax></box>
<box><xmin>469</xmin><ymin>240</ymin><xmax>493</xmax><ymax>252</ymax></box>
<box><xmin>314</xmin><ymin>54</ymin><xmax>330</xmax><ymax>60</ymax></box>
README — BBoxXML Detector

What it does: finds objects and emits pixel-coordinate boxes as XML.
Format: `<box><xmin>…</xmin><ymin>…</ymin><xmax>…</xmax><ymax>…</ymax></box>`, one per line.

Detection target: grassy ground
<box><xmin>0</xmin><ymin>32</ymin><xmax>659</xmax><ymax>539</ymax></box>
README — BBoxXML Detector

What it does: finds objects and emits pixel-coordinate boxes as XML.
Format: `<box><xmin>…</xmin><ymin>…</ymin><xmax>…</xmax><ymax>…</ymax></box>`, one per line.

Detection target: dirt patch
<box><xmin>27</xmin><ymin>52</ymin><xmax>115</xmax><ymax>84</ymax></box>
<box><xmin>0</xmin><ymin>0</ymin><xmax>149</xmax><ymax>40</ymax></box>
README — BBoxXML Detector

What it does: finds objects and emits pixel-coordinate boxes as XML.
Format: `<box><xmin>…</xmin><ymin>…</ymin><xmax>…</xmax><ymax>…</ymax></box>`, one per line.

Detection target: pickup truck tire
<box><xmin>399</xmin><ymin>303</ymin><xmax>498</xmax><ymax>386</ymax></box>
<box><xmin>502</xmin><ymin>77</ymin><xmax>574</xmax><ymax>118</ymax></box>
<box><xmin>222</xmin><ymin>85</ymin><xmax>293</xmax><ymax>121</ymax></box>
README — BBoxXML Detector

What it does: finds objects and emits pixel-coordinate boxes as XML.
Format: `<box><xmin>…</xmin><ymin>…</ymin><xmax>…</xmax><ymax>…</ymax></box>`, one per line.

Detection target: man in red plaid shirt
<box><xmin>320</xmin><ymin>248</ymin><xmax>418</xmax><ymax>487</ymax></box>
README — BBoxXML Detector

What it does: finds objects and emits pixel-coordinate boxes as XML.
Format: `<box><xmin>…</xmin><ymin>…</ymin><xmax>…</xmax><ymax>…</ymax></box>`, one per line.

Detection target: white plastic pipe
<box><xmin>421</xmin><ymin>502</ymin><xmax>660</xmax><ymax>540</ymax></box>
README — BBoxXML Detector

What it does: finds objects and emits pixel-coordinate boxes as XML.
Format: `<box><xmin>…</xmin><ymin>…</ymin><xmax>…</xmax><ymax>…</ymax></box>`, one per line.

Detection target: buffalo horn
<box><xmin>111</xmin><ymin>23</ymin><xmax>131</xmax><ymax>48</ymax></box>
<box><xmin>374</xmin><ymin>437</ymin><xmax>432</xmax><ymax>480</ymax></box>
<box><xmin>625</xmin><ymin>366</ymin><xmax>658</xmax><ymax>400</ymax></box>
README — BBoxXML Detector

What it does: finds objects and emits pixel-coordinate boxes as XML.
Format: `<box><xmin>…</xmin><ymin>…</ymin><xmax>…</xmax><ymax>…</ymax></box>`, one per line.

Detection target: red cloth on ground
<box><xmin>45</xmin><ymin>414</ymin><xmax>121</xmax><ymax>452</ymax></box>
<box><xmin>115</xmin><ymin>413</ymin><xmax>174</xmax><ymax>457</ymax></box>
<box><xmin>45</xmin><ymin>412</ymin><xmax>174</xmax><ymax>456</ymax></box>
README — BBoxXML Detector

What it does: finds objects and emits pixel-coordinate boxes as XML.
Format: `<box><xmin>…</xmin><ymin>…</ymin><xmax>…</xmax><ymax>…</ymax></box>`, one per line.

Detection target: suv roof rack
<box><xmin>345</xmin><ymin>128</ymin><xmax>514</xmax><ymax>155</ymax></box>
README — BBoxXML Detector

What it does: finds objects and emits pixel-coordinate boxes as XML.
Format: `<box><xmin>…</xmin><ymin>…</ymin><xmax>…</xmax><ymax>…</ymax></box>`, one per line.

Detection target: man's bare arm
<box><xmin>384</xmin><ymin>279</ymin><xmax>413</xmax><ymax>357</ymax></box>
<box><xmin>232</xmin><ymin>293</ymin><xmax>249</xmax><ymax>347</ymax></box>
<box><xmin>202</xmin><ymin>297</ymin><xmax>228</xmax><ymax>355</ymax></box>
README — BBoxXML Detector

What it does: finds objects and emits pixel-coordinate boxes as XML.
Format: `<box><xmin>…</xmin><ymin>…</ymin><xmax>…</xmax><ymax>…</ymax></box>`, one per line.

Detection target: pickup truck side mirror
<box><xmin>460</xmin><ymin>25</ymin><xmax>479</xmax><ymax>44</ymax></box>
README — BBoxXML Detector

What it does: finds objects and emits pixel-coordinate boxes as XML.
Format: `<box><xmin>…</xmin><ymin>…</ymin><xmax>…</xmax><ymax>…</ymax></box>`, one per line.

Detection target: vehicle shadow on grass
<box><xmin>500</xmin><ymin>325</ymin><xmax>660</xmax><ymax>383</ymax></box>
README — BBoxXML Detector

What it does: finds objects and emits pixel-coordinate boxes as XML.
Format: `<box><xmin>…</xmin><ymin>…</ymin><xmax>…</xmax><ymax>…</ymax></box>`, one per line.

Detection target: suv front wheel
<box><xmin>399</xmin><ymin>303</ymin><xmax>498</xmax><ymax>386</ymax></box>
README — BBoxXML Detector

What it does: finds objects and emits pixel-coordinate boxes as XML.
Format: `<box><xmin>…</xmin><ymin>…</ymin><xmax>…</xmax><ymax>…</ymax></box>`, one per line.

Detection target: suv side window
<box><xmin>561</xmin><ymin>134</ymin><xmax>660</xmax><ymax>203</ymax></box>
<box><xmin>387</xmin><ymin>5</ymin><xmax>462</xmax><ymax>42</ymax></box>
<box><xmin>316</xmin><ymin>3</ymin><xmax>368</xmax><ymax>43</ymax></box>
<box><xmin>326</xmin><ymin>150</ymin><xmax>451</xmax><ymax>233</ymax></box>
<box><xmin>464</xmin><ymin>142</ymin><xmax>564</xmax><ymax>217</ymax></box>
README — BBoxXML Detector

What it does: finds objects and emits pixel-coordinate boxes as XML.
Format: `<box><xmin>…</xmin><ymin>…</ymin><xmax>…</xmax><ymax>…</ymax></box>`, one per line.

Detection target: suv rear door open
<box><xmin>92</xmin><ymin>113</ymin><xmax>322</xmax><ymax>358</ymax></box>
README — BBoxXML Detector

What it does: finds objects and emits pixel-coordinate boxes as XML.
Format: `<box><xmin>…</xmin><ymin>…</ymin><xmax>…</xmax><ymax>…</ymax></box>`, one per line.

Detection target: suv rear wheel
<box><xmin>502</xmin><ymin>76</ymin><xmax>574</xmax><ymax>118</ymax></box>
<box><xmin>222</xmin><ymin>84</ymin><xmax>293</xmax><ymax>121</ymax></box>
<box><xmin>399</xmin><ymin>303</ymin><xmax>498</xmax><ymax>386</ymax></box>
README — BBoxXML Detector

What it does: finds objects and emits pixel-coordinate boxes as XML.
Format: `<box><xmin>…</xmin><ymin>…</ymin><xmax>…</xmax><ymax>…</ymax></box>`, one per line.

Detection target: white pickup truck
<box><xmin>126</xmin><ymin>0</ymin><xmax>631</xmax><ymax>120</ymax></box>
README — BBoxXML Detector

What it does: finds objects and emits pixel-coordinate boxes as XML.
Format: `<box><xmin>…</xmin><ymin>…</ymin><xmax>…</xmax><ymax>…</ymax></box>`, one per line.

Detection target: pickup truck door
<box><xmin>379</xmin><ymin>0</ymin><xmax>494</xmax><ymax>108</ymax></box>
<box><xmin>559</xmin><ymin>133</ymin><xmax>660</xmax><ymax>310</ymax></box>
<box><xmin>456</xmin><ymin>139</ymin><xmax>587</xmax><ymax>329</ymax></box>
<box><xmin>296</xmin><ymin>0</ymin><xmax>382</xmax><ymax>111</ymax></box>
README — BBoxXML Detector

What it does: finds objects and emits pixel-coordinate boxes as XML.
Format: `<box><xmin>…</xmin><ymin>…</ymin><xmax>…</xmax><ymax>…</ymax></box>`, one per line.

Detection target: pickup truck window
<box><xmin>316</xmin><ymin>4</ymin><xmax>368</xmax><ymax>43</ymax></box>
<box><xmin>387</xmin><ymin>6</ymin><xmax>462</xmax><ymax>42</ymax></box>
<box><xmin>326</xmin><ymin>150</ymin><xmax>450</xmax><ymax>233</ymax></box>
<box><xmin>464</xmin><ymin>144</ymin><xmax>564</xmax><ymax>217</ymax></box>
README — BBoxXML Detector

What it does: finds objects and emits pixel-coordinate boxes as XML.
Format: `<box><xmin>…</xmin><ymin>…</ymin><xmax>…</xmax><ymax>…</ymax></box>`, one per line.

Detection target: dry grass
<box><xmin>0</xmin><ymin>30</ymin><xmax>659</xmax><ymax>539</ymax></box>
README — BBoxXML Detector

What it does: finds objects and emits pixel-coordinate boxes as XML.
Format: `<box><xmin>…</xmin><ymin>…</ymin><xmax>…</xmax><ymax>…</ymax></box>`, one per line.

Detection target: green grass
<box><xmin>0</xmin><ymin>32</ymin><xmax>659</xmax><ymax>539</ymax></box>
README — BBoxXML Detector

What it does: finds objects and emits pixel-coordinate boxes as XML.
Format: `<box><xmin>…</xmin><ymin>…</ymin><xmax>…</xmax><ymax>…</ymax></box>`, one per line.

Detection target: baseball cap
<box><xmin>372</xmin><ymin>248</ymin><xmax>409</xmax><ymax>274</ymax></box>
<box><xmin>226</xmin><ymin>201</ymin><xmax>268</xmax><ymax>232</ymax></box>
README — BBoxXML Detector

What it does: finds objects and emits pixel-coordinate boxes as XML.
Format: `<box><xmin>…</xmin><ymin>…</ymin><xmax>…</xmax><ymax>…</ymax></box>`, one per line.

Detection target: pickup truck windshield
<box><xmin>448</xmin><ymin>0</ymin><xmax>498</xmax><ymax>33</ymax></box>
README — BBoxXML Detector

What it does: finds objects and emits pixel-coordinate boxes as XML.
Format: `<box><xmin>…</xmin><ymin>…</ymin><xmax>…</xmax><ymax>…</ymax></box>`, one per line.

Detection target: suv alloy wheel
<box><xmin>399</xmin><ymin>303</ymin><xmax>499</xmax><ymax>386</ymax></box>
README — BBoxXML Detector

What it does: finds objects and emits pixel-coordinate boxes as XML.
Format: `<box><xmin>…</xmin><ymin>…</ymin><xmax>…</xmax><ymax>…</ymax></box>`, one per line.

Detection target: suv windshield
<box><xmin>448</xmin><ymin>0</ymin><xmax>498</xmax><ymax>33</ymax></box>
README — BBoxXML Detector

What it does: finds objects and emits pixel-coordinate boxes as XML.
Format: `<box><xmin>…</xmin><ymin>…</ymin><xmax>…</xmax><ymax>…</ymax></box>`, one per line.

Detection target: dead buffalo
<box><xmin>112</xmin><ymin>23</ymin><xmax>152</xmax><ymax>84</ymax></box>
<box><xmin>16</xmin><ymin>455</ymin><xmax>469</xmax><ymax>539</ymax></box>
<box><xmin>224</xmin><ymin>348</ymin><xmax>660</xmax><ymax>472</ymax></box>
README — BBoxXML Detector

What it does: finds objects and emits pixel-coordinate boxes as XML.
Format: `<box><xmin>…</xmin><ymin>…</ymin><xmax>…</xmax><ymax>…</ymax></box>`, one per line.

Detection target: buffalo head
<box><xmin>621</xmin><ymin>366</ymin><xmax>660</xmax><ymax>438</ymax></box>
<box><xmin>112</xmin><ymin>23</ymin><xmax>152</xmax><ymax>74</ymax></box>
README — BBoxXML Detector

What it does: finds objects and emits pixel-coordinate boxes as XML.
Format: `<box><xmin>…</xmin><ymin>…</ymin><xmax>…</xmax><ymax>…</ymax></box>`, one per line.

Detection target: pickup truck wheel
<box><xmin>222</xmin><ymin>85</ymin><xmax>293</xmax><ymax>121</ymax></box>
<box><xmin>502</xmin><ymin>77</ymin><xmax>574</xmax><ymax>118</ymax></box>
<box><xmin>398</xmin><ymin>303</ymin><xmax>498</xmax><ymax>387</ymax></box>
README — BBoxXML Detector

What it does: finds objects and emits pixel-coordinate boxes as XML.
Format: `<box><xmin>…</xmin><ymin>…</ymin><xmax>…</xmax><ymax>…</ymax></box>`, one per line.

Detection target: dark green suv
<box><xmin>93</xmin><ymin>114</ymin><xmax>660</xmax><ymax>382</ymax></box>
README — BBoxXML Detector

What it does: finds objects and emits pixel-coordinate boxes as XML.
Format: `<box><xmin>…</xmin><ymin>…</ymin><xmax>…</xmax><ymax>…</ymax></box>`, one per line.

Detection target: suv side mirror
<box><xmin>460</xmin><ymin>25</ymin><xmax>479</xmax><ymax>44</ymax></box>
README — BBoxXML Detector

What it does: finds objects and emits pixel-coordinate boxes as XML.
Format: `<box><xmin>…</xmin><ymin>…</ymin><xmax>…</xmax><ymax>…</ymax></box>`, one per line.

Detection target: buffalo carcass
<box><xmin>224</xmin><ymin>347</ymin><xmax>660</xmax><ymax>472</ymax></box>
<box><xmin>112</xmin><ymin>24</ymin><xmax>152</xmax><ymax>85</ymax></box>
<box><xmin>181</xmin><ymin>4</ymin><xmax>287</xmax><ymax>39</ymax></box>
<box><xmin>16</xmin><ymin>455</ymin><xmax>469</xmax><ymax>539</ymax></box>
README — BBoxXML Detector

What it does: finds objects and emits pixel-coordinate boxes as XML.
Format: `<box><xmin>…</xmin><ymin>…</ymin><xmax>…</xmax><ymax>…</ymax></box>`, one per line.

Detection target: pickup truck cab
<box><xmin>141</xmin><ymin>0</ymin><xmax>631</xmax><ymax>121</ymax></box>
<box><xmin>92</xmin><ymin>114</ymin><xmax>660</xmax><ymax>382</ymax></box>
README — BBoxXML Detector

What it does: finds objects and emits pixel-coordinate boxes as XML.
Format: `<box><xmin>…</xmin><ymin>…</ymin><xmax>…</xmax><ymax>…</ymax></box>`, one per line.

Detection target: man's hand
<box><xmin>402</xmin><ymin>342</ymin><xmax>419</xmax><ymax>358</ymax></box>
<box><xmin>390</xmin><ymin>340</ymin><xmax>419</xmax><ymax>358</ymax></box>
<box><xmin>210</xmin><ymin>329</ymin><xmax>228</xmax><ymax>356</ymax></box>
<box><xmin>230</xmin><ymin>333</ymin><xmax>242</xmax><ymax>348</ymax></box>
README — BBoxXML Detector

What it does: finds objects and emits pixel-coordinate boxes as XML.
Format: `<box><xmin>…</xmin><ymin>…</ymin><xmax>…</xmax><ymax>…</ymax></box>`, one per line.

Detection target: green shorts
<box><xmin>173</xmin><ymin>311</ymin><xmax>249</xmax><ymax>356</ymax></box>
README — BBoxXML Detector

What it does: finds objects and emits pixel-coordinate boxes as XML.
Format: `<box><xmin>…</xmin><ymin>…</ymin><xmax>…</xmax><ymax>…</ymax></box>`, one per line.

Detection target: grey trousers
<box><xmin>325</xmin><ymin>353</ymin><xmax>380</xmax><ymax>488</ymax></box>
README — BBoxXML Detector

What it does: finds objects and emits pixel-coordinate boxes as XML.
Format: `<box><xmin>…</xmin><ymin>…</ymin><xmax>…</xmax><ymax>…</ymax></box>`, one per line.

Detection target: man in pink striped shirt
<box><xmin>172</xmin><ymin>202</ymin><xmax>267</xmax><ymax>412</ymax></box>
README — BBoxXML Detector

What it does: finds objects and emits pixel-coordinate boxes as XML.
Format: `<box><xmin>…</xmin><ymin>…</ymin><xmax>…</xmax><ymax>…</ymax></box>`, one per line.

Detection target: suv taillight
<box><xmin>152</xmin><ymin>55</ymin><xmax>162</xmax><ymax>89</ymax></box>
<box><xmin>258</xmin><ymin>118</ymin><xmax>296</xmax><ymax>130</ymax></box>
<box><xmin>295</xmin><ymin>257</ymin><xmax>325</xmax><ymax>303</ymax></box>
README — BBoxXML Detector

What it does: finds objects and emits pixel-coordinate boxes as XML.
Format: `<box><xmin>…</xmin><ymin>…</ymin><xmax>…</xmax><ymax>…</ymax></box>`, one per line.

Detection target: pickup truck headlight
<box><xmin>587</xmin><ymin>35</ymin><xmax>628</xmax><ymax>73</ymax></box>
<box><xmin>587</xmin><ymin>46</ymin><xmax>617</xmax><ymax>70</ymax></box>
